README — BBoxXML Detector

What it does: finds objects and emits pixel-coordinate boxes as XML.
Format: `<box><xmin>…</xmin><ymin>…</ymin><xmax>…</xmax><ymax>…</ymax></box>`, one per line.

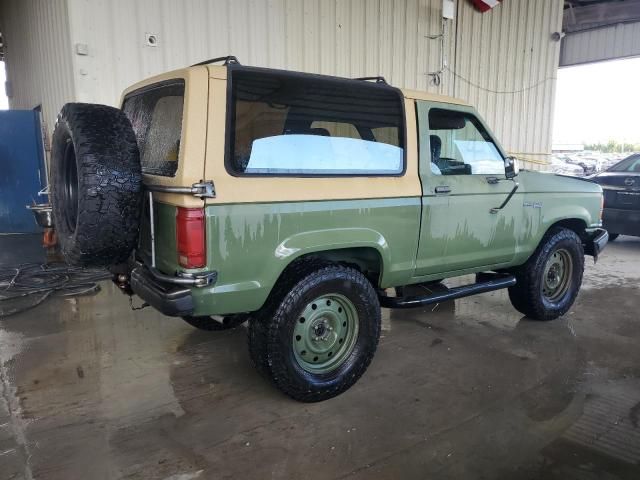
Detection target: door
<box><xmin>0</xmin><ymin>110</ymin><xmax>47</xmax><ymax>233</ymax></box>
<box><xmin>415</xmin><ymin>101</ymin><xmax>519</xmax><ymax>275</ymax></box>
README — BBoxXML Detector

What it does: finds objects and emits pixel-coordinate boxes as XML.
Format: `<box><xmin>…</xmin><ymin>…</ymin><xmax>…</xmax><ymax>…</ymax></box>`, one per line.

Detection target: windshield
<box><xmin>608</xmin><ymin>154</ymin><xmax>640</xmax><ymax>173</ymax></box>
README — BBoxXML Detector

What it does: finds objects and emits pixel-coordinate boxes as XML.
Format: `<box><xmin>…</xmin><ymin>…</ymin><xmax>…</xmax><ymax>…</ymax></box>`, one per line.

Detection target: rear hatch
<box><xmin>121</xmin><ymin>67</ymin><xmax>209</xmax><ymax>275</ymax></box>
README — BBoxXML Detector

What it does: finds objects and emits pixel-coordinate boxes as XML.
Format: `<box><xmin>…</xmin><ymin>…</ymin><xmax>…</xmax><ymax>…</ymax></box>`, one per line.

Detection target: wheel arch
<box><xmin>548</xmin><ymin>217</ymin><xmax>590</xmax><ymax>242</ymax></box>
<box><xmin>513</xmin><ymin>216</ymin><xmax>589</xmax><ymax>269</ymax></box>
<box><xmin>271</xmin><ymin>228</ymin><xmax>390</xmax><ymax>287</ymax></box>
<box><xmin>284</xmin><ymin>246</ymin><xmax>384</xmax><ymax>287</ymax></box>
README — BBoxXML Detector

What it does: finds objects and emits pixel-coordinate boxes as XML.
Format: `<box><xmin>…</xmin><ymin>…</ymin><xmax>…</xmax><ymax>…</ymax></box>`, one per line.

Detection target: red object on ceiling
<box><xmin>471</xmin><ymin>0</ymin><xmax>502</xmax><ymax>13</ymax></box>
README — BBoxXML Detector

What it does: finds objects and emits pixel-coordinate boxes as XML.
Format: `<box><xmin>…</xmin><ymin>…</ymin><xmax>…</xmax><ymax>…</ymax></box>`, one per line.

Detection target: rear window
<box><xmin>227</xmin><ymin>68</ymin><xmax>405</xmax><ymax>176</ymax></box>
<box><xmin>122</xmin><ymin>80</ymin><xmax>185</xmax><ymax>177</ymax></box>
<box><xmin>609</xmin><ymin>154</ymin><xmax>640</xmax><ymax>173</ymax></box>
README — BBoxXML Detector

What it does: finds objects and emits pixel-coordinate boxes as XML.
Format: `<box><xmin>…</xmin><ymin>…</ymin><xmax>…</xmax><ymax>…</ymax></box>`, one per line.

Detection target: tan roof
<box><xmin>400</xmin><ymin>88</ymin><xmax>469</xmax><ymax>106</ymax></box>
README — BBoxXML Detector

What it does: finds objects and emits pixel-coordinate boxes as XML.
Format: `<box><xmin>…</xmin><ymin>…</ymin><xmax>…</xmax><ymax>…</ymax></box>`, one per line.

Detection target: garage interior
<box><xmin>1</xmin><ymin>1</ymin><xmax>639</xmax><ymax>479</ymax></box>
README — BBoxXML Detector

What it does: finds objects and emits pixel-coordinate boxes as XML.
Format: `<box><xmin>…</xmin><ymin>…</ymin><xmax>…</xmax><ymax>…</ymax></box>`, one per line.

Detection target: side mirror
<box><xmin>505</xmin><ymin>156</ymin><xmax>519</xmax><ymax>179</ymax></box>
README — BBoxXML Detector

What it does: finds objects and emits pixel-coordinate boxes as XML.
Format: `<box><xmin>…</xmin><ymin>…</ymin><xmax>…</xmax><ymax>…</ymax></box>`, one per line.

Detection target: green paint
<box><xmin>542</xmin><ymin>248</ymin><xmax>573</xmax><ymax>301</ymax></box>
<box><xmin>138</xmin><ymin>201</ymin><xmax>181</xmax><ymax>274</ymax></box>
<box><xmin>143</xmin><ymin>101</ymin><xmax>603</xmax><ymax>318</ymax></box>
<box><xmin>190</xmin><ymin>197</ymin><xmax>421</xmax><ymax>315</ymax></box>
<box><xmin>293</xmin><ymin>293</ymin><xmax>359</xmax><ymax>373</ymax></box>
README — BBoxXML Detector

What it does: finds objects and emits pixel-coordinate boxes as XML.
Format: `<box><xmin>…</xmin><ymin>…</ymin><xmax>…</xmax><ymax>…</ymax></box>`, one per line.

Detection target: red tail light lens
<box><xmin>176</xmin><ymin>207</ymin><xmax>206</xmax><ymax>268</ymax></box>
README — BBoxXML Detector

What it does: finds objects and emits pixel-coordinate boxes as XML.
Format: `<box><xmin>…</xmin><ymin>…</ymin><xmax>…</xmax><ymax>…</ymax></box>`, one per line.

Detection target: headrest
<box><xmin>285</xmin><ymin>127</ymin><xmax>331</xmax><ymax>136</ymax></box>
<box><xmin>308</xmin><ymin>127</ymin><xmax>331</xmax><ymax>137</ymax></box>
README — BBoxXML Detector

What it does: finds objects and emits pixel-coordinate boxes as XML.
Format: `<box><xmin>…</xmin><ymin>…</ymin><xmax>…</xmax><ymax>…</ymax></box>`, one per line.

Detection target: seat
<box><xmin>285</xmin><ymin>126</ymin><xmax>331</xmax><ymax>136</ymax></box>
<box><xmin>430</xmin><ymin>135</ymin><xmax>443</xmax><ymax>174</ymax></box>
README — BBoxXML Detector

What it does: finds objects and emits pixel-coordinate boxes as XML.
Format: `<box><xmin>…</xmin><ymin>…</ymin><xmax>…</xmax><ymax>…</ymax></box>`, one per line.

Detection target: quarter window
<box><xmin>122</xmin><ymin>80</ymin><xmax>185</xmax><ymax>177</ymax></box>
<box><xmin>227</xmin><ymin>69</ymin><xmax>405</xmax><ymax>176</ymax></box>
<box><xmin>427</xmin><ymin>108</ymin><xmax>504</xmax><ymax>176</ymax></box>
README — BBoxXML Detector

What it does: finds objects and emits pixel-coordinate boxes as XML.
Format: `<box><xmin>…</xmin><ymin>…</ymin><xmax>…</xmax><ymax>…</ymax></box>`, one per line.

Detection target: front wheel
<box><xmin>248</xmin><ymin>263</ymin><xmax>381</xmax><ymax>402</ymax></box>
<box><xmin>508</xmin><ymin>227</ymin><xmax>584</xmax><ymax>321</ymax></box>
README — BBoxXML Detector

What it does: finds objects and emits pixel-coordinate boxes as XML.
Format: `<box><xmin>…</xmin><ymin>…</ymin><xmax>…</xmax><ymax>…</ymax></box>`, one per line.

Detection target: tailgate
<box><xmin>120</xmin><ymin>67</ymin><xmax>209</xmax><ymax>274</ymax></box>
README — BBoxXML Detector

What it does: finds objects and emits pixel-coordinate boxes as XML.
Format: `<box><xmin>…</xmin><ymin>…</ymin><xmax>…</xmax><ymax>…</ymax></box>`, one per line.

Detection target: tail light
<box><xmin>176</xmin><ymin>207</ymin><xmax>206</xmax><ymax>268</ymax></box>
<box><xmin>600</xmin><ymin>194</ymin><xmax>605</xmax><ymax>222</ymax></box>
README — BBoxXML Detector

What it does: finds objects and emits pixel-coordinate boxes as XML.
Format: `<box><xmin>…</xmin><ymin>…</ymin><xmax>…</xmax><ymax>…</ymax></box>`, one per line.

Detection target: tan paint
<box><xmin>122</xmin><ymin>64</ymin><xmax>441</xmax><ymax>206</ymax></box>
<box><xmin>121</xmin><ymin>67</ymin><xmax>210</xmax><ymax>208</ymax></box>
<box><xmin>401</xmin><ymin>88</ymin><xmax>469</xmax><ymax>106</ymax></box>
<box><xmin>207</xmin><ymin>65</ymin><xmax>228</xmax><ymax>80</ymax></box>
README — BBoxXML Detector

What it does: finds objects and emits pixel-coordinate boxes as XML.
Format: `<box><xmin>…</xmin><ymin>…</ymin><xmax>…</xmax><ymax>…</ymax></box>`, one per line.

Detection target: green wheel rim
<box><xmin>542</xmin><ymin>248</ymin><xmax>573</xmax><ymax>301</ymax></box>
<box><xmin>293</xmin><ymin>293</ymin><xmax>359</xmax><ymax>374</ymax></box>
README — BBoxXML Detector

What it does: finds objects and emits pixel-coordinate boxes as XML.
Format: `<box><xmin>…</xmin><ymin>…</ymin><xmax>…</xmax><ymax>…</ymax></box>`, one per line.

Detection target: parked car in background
<box><xmin>591</xmin><ymin>154</ymin><xmax>640</xmax><ymax>240</ymax></box>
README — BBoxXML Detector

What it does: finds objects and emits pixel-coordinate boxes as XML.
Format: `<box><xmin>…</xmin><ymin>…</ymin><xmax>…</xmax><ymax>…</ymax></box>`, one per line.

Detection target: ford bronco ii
<box><xmin>50</xmin><ymin>57</ymin><xmax>608</xmax><ymax>402</ymax></box>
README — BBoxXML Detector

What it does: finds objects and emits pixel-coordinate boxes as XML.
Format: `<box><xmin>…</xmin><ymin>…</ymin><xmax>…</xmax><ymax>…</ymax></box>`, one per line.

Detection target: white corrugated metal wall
<box><xmin>0</xmin><ymin>0</ymin><xmax>75</xmax><ymax>135</ymax></box>
<box><xmin>2</xmin><ymin>0</ymin><xmax>564</xmax><ymax>169</ymax></box>
<box><xmin>65</xmin><ymin>0</ymin><xmax>455</xmax><ymax>104</ymax></box>
<box><xmin>560</xmin><ymin>21</ymin><xmax>640</xmax><ymax>67</ymax></box>
<box><xmin>454</xmin><ymin>0</ymin><xmax>563</xmax><ymax>167</ymax></box>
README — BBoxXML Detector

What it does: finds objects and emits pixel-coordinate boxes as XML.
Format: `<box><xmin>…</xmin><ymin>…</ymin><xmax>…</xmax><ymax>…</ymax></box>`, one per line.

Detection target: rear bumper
<box><xmin>603</xmin><ymin>207</ymin><xmax>640</xmax><ymax>236</ymax></box>
<box><xmin>584</xmin><ymin>228</ymin><xmax>609</xmax><ymax>262</ymax></box>
<box><xmin>130</xmin><ymin>265</ymin><xmax>195</xmax><ymax>317</ymax></box>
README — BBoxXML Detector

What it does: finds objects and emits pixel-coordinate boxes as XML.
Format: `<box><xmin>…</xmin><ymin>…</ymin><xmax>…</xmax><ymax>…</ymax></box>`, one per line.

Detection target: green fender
<box><xmin>513</xmin><ymin>191</ymin><xmax>601</xmax><ymax>264</ymax></box>
<box><xmin>274</xmin><ymin>227</ymin><xmax>391</xmax><ymax>279</ymax></box>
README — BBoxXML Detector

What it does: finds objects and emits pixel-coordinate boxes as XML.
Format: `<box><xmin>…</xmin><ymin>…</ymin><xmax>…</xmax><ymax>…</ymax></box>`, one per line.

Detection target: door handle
<box><xmin>435</xmin><ymin>186</ymin><xmax>451</xmax><ymax>194</ymax></box>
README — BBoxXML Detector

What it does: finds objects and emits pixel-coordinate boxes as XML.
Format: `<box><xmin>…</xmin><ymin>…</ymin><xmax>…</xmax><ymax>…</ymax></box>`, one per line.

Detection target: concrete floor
<box><xmin>1</xmin><ymin>238</ymin><xmax>639</xmax><ymax>480</ymax></box>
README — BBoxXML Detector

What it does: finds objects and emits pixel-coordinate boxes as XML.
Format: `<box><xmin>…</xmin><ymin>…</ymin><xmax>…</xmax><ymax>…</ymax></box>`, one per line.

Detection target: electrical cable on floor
<box><xmin>0</xmin><ymin>263</ymin><xmax>111</xmax><ymax>317</ymax></box>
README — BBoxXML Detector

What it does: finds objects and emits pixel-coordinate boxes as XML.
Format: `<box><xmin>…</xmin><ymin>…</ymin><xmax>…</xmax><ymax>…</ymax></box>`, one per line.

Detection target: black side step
<box><xmin>379</xmin><ymin>274</ymin><xmax>516</xmax><ymax>309</ymax></box>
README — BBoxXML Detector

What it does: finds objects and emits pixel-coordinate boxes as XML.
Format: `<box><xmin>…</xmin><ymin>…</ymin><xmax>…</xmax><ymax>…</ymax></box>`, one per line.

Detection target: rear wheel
<box><xmin>50</xmin><ymin>103</ymin><xmax>142</xmax><ymax>267</ymax></box>
<box><xmin>508</xmin><ymin>227</ymin><xmax>584</xmax><ymax>321</ymax></box>
<box><xmin>248</xmin><ymin>262</ymin><xmax>381</xmax><ymax>402</ymax></box>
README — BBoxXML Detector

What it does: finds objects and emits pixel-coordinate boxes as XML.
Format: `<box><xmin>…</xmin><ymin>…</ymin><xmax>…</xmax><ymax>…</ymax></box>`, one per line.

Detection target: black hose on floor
<box><xmin>0</xmin><ymin>263</ymin><xmax>111</xmax><ymax>317</ymax></box>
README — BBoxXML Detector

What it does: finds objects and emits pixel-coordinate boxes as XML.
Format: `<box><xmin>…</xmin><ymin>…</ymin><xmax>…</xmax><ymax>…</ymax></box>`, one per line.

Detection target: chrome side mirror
<box><xmin>505</xmin><ymin>156</ymin><xmax>519</xmax><ymax>179</ymax></box>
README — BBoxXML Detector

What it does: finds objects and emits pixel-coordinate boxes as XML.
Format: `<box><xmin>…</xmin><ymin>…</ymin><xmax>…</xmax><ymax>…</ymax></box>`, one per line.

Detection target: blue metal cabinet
<box><xmin>0</xmin><ymin>110</ymin><xmax>47</xmax><ymax>233</ymax></box>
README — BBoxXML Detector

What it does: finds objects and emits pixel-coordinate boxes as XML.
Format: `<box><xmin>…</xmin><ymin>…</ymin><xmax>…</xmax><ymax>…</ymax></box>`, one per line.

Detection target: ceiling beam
<box><xmin>564</xmin><ymin>0</ymin><xmax>640</xmax><ymax>33</ymax></box>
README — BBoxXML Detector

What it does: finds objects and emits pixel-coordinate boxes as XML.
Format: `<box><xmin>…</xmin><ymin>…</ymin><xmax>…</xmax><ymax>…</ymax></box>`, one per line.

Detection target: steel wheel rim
<box><xmin>293</xmin><ymin>293</ymin><xmax>359</xmax><ymax>374</ymax></box>
<box><xmin>62</xmin><ymin>140</ymin><xmax>79</xmax><ymax>232</ymax></box>
<box><xmin>542</xmin><ymin>248</ymin><xmax>573</xmax><ymax>301</ymax></box>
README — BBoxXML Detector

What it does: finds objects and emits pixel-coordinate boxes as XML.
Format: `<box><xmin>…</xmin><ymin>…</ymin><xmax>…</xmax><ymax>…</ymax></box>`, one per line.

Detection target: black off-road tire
<box><xmin>182</xmin><ymin>314</ymin><xmax>249</xmax><ymax>331</ymax></box>
<box><xmin>51</xmin><ymin>103</ymin><xmax>142</xmax><ymax>267</ymax></box>
<box><xmin>248</xmin><ymin>258</ymin><xmax>330</xmax><ymax>379</ymax></box>
<box><xmin>508</xmin><ymin>227</ymin><xmax>584</xmax><ymax>321</ymax></box>
<box><xmin>248</xmin><ymin>261</ymin><xmax>381</xmax><ymax>402</ymax></box>
<box><xmin>608</xmin><ymin>233</ymin><xmax>619</xmax><ymax>242</ymax></box>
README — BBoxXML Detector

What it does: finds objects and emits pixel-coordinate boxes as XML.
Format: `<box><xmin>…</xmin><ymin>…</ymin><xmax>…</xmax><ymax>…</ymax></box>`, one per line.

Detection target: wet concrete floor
<box><xmin>1</xmin><ymin>237</ymin><xmax>639</xmax><ymax>479</ymax></box>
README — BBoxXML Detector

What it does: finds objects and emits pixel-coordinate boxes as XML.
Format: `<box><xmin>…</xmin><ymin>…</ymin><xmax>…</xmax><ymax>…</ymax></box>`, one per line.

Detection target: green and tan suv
<box><xmin>50</xmin><ymin>57</ymin><xmax>608</xmax><ymax>402</ymax></box>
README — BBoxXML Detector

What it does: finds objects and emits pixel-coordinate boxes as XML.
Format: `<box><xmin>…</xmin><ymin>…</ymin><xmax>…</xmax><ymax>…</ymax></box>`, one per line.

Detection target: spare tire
<box><xmin>50</xmin><ymin>103</ymin><xmax>142</xmax><ymax>267</ymax></box>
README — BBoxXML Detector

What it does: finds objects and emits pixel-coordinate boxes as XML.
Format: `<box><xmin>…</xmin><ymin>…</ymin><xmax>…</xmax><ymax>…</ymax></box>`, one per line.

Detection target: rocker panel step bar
<box><xmin>379</xmin><ymin>274</ymin><xmax>516</xmax><ymax>309</ymax></box>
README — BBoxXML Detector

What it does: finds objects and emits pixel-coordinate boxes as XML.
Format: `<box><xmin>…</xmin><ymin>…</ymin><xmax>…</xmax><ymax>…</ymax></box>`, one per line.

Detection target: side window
<box><xmin>428</xmin><ymin>108</ymin><xmax>504</xmax><ymax>176</ymax></box>
<box><xmin>227</xmin><ymin>69</ymin><xmax>405</xmax><ymax>175</ymax></box>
